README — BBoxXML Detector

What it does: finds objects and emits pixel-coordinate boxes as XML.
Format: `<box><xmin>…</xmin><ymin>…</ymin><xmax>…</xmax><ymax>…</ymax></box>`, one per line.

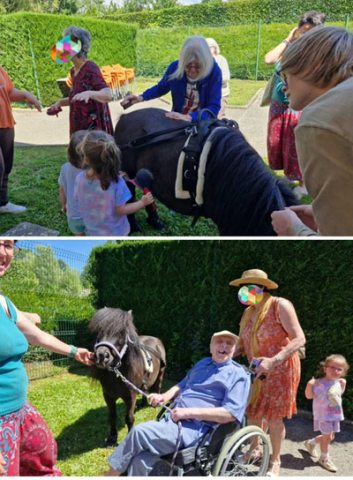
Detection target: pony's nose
<box><xmin>95</xmin><ymin>347</ymin><xmax>111</xmax><ymax>367</ymax></box>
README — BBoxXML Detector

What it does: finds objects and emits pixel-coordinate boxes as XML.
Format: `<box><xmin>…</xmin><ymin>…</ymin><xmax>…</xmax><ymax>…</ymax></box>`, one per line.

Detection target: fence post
<box><xmin>344</xmin><ymin>14</ymin><xmax>349</xmax><ymax>29</ymax></box>
<box><xmin>255</xmin><ymin>19</ymin><xmax>262</xmax><ymax>81</ymax></box>
<box><xmin>27</xmin><ymin>29</ymin><xmax>42</xmax><ymax>107</ymax></box>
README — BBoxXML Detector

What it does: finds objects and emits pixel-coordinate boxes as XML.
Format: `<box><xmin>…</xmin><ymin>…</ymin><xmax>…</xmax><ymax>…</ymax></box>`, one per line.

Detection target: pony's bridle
<box><xmin>94</xmin><ymin>334</ymin><xmax>134</xmax><ymax>368</ymax></box>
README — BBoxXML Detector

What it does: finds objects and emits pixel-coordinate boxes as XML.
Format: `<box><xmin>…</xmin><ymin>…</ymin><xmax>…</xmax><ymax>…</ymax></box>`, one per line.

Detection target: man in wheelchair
<box><xmin>105</xmin><ymin>330</ymin><xmax>251</xmax><ymax>476</ymax></box>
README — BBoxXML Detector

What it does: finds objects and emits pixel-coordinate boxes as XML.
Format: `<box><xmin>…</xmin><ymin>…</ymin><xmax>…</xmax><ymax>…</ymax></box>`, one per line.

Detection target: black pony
<box><xmin>115</xmin><ymin>108</ymin><xmax>298</xmax><ymax>236</ymax></box>
<box><xmin>89</xmin><ymin>307</ymin><xmax>166</xmax><ymax>446</ymax></box>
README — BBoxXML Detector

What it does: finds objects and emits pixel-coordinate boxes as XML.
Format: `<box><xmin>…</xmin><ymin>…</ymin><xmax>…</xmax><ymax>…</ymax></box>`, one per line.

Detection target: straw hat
<box><xmin>229</xmin><ymin>269</ymin><xmax>278</xmax><ymax>290</ymax></box>
<box><xmin>211</xmin><ymin>330</ymin><xmax>239</xmax><ymax>342</ymax></box>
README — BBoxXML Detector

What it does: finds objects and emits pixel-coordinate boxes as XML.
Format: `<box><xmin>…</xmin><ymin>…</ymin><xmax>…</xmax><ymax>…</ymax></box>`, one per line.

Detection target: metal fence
<box><xmin>5</xmin><ymin>240</ymin><xmax>93</xmax><ymax>380</ymax></box>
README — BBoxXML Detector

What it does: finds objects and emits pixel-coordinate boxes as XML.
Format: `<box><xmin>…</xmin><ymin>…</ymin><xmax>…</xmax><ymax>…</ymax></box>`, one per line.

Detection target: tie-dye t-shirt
<box><xmin>74</xmin><ymin>173</ymin><xmax>132</xmax><ymax>236</ymax></box>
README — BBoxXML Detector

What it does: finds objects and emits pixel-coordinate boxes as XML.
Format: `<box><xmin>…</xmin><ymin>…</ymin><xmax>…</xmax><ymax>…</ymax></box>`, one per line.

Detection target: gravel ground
<box><xmin>279</xmin><ymin>412</ymin><xmax>353</xmax><ymax>476</ymax></box>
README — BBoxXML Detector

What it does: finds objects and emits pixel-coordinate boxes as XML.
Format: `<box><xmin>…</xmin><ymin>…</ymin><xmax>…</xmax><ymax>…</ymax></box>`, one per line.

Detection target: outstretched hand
<box><xmin>120</xmin><ymin>94</ymin><xmax>143</xmax><ymax>110</ymax></box>
<box><xmin>165</xmin><ymin>112</ymin><xmax>192</xmax><ymax>122</ymax></box>
<box><xmin>75</xmin><ymin>348</ymin><xmax>94</xmax><ymax>366</ymax></box>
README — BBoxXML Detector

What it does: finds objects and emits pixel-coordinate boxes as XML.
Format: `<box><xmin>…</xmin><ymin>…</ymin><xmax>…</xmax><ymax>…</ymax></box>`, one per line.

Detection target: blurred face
<box><xmin>185</xmin><ymin>61</ymin><xmax>201</xmax><ymax>80</ymax></box>
<box><xmin>282</xmin><ymin>72</ymin><xmax>329</xmax><ymax>111</ymax></box>
<box><xmin>210</xmin><ymin>335</ymin><xmax>236</xmax><ymax>363</ymax></box>
<box><xmin>0</xmin><ymin>240</ymin><xmax>15</xmax><ymax>277</ymax></box>
<box><xmin>324</xmin><ymin>360</ymin><xmax>345</xmax><ymax>380</ymax></box>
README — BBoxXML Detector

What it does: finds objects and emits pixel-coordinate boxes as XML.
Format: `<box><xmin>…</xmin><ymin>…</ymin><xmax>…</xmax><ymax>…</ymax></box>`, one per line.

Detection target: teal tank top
<box><xmin>0</xmin><ymin>296</ymin><xmax>29</xmax><ymax>415</ymax></box>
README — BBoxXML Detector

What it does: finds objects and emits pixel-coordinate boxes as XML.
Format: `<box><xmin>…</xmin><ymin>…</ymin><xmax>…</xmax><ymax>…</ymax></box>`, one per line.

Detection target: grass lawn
<box><xmin>28</xmin><ymin>370</ymin><xmax>173</xmax><ymax>476</ymax></box>
<box><xmin>1</xmin><ymin>145</ymin><xmax>218</xmax><ymax>236</ymax></box>
<box><xmin>133</xmin><ymin>77</ymin><xmax>267</xmax><ymax>107</ymax></box>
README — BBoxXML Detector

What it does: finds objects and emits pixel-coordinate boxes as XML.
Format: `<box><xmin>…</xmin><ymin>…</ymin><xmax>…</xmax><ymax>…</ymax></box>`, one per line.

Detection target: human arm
<box><xmin>141</xmin><ymin>62</ymin><xmax>175</xmax><ymax>102</ymax></box>
<box><xmin>271</xmin><ymin>206</ymin><xmax>319</xmax><ymax>236</ymax></box>
<box><xmin>340</xmin><ymin>378</ymin><xmax>347</xmax><ymax>394</ymax></box>
<box><xmin>120</xmin><ymin>93</ymin><xmax>144</xmax><ymax>109</ymax></box>
<box><xmin>256</xmin><ymin>298</ymin><xmax>306</xmax><ymax>375</ymax></box>
<box><xmin>116</xmin><ymin>192</ymin><xmax>154</xmax><ymax>216</ymax></box>
<box><xmin>171</xmin><ymin>406</ymin><xmax>235</xmax><ymax>424</ymax></box>
<box><xmin>148</xmin><ymin>385</ymin><xmax>181</xmax><ymax>407</ymax></box>
<box><xmin>305</xmin><ymin>378</ymin><xmax>316</xmax><ymax>399</ymax></box>
<box><xmin>72</xmin><ymin>87</ymin><xmax>112</xmax><ymax>104</ymax></box>
<box><xmin>9</xmin><ymin>88</ymin><xmax>41</xmax><ymax>111</ymax></box>
<box><xmin>15</xmin><ymin>309</ymin><xmax>93</xmax><ymax>365</ymax></box>
<box><xmin>59</xmin><ymin>185</ymin><xmax>67</xmax><ymax>213</ymax></box>
<box><xmin>264</xmin><ymin>27</ymin><xmax>298</xmax><ymax>64</ymax></box>
<box><xmin>0</xmin><ymin>450</ymin><xmax>5</xmax><ymax>475</ymax></box>
<box><xmin>19</xmin><ymin>311</ymin><xmax>41</xmax><ymax>325</ymax></box>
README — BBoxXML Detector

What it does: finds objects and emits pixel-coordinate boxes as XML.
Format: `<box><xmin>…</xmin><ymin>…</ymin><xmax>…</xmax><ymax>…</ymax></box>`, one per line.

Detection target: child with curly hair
<box><xmin>74</xmin><ymin>130</ymin><xmax>154</xmax><ymax>236</ymax></box>
<box><xmin>304</xmin><ymin>354</ymin><xmax>349</xmax><ymax>472</ymax></box>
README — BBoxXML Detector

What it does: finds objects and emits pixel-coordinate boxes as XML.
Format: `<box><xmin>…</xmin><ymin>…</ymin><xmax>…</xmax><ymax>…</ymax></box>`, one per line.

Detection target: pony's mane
<box><xmin>89</xmin><ymin>307</ymin><xmax>138</xmax><ymax>342</ymax></box>
<box><xmin>205</xmin><ymin>128</ymin><xmax>298</xmax><ymax>235</ymax></box>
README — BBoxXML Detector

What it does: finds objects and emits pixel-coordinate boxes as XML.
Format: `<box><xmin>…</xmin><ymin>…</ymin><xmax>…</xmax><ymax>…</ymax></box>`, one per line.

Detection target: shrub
<box><xmin>107</xmin><ymin>0</ymin><xmax>353</xmax><ymax>28</ymax></box>
<box><xmin>0</xmin><ymin>12</ymin><xmax>136</xmax><ymax>105</ymax></box>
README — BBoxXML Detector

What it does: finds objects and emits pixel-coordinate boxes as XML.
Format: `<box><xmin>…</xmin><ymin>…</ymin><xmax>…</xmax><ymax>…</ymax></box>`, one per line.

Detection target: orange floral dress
<box><xmin>240</xmin><ymin>296</ymin><xmax>301</xmax><ymax>420</ymax></box>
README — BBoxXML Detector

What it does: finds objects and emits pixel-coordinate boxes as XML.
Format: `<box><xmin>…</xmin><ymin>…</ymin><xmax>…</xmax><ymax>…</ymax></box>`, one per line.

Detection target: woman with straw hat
<box><xmin>230</xmin><ymin>269</ymin><xmax>306</xmax><ymax>476</ymax></box>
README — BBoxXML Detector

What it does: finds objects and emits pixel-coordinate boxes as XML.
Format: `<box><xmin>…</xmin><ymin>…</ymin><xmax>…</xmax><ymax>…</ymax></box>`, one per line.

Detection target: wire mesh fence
<box><xmin>2</xmin><ymin>240</ymin><xmax>94</xmax><ymax>380</ymax></box>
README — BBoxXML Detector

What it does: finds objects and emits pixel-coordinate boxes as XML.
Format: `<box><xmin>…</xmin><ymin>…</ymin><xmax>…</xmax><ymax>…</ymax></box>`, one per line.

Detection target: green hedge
<box><xmin>136</xmin><ymin>19</ymin><xmax>353</xmax><ymax>79</ymax></box>
<box><xmin>87</xmin><ymin>240</ymin><xmax>353</xmax><ymax>418</ymax></box>
<box><xmin>108</xmin><ymin>0</ymin><xmax>353</xmax><ymax>28</ymax></box>
<box><xmin>0</xmin><ymin>12</ymin><xmax>137</xmax><ymax>105</ymax></box>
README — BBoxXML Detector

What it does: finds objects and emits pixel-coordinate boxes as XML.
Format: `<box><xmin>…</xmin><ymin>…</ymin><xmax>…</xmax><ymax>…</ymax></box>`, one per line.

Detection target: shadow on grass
<box><xmin>56</xmin><ymin>397</ymin><xmax>155</xmax><ymax>460</ymax></box>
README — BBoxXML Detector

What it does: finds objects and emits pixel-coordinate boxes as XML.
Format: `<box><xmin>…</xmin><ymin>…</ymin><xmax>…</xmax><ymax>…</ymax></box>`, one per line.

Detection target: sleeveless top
<box><xmin>312</xmin><ymin>378</ymin><xmax>344</xmax><ymax>422</ymax></box>
<box><xmin>0</xmin><ymin>296</ymin><xmax>29</xmax><ymax>415</ymax></box>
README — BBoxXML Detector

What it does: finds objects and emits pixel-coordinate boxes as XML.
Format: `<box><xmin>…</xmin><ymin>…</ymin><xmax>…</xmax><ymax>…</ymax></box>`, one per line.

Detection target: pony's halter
<box><xmin>94</xmin><ymin>334</ymin><xmax>134</xmax><ymax>367</ymax></box>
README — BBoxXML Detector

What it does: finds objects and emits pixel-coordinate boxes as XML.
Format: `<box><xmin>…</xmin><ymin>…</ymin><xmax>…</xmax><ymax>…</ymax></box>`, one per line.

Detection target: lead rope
<box><xmin>112</xmin><ymin>366</ymin><xmax>182</xmax><ymax>476</ymax></box>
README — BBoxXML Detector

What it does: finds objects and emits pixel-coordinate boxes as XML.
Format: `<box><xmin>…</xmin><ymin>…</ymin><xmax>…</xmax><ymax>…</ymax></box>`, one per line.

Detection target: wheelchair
<box><xmin>150</xmin><ymin>413</ymin><xmax>270</xmax><ymax>476</ymax></box>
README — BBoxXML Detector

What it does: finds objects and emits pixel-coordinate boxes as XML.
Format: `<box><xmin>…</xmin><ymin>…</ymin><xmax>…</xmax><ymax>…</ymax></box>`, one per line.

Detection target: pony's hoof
<box><xmin>105</xmin><ymin>436</ymin><xmax>118</xmax><ymax>447</ymax></box>
<box><xmin>147</xmin><ymin>216</ymin><xmax>165</xmax><ymax>230</ymax></box>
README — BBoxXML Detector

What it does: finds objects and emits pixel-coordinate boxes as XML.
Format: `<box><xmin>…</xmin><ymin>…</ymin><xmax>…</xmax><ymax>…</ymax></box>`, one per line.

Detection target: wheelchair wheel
<box><xmin>212</xmin><ymin>425</ymin><xmax>270</xmax><ymax>476</ymax></box>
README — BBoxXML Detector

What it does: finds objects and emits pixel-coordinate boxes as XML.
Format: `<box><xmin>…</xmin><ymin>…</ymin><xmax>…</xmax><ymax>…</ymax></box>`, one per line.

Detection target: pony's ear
<box><xmin>128</xmin><ymin>309</ymin><xmax>133</xmax><ymax>319</ymax></box>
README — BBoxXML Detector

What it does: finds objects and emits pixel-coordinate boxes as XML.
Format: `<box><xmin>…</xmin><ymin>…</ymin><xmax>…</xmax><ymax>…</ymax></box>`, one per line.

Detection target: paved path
<box><xmin>280</xmin><ymin>413</ymin><xmax>353</xmax><ymax>476</ymax></box>
<box><xmin>13</xmin><ymin>91</ymin><xmax>269</xmax><ymax>157</ymax></box>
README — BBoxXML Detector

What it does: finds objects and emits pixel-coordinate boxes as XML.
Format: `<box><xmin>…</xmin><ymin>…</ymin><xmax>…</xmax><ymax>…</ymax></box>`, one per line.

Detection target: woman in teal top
<box><xmin>0</xmin><ymin>239</ymin><xmax>93</xmax><ymax>476</ymax></box>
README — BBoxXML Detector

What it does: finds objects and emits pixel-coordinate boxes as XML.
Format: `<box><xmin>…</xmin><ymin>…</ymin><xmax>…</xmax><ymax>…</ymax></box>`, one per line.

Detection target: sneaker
<box><xmin>318</xmin><ymin>457</ymin><xmax>338</xmax><ymax>473</ymax></box>
<box><xmin>0</xmin><ymin>202</ymin><xmax>27</xmax><ymax>214</ymax></box>
<box><xmin>304</xmin><ymin>439</ymin><xmax>319</xmax><ymax>458</ymax></box>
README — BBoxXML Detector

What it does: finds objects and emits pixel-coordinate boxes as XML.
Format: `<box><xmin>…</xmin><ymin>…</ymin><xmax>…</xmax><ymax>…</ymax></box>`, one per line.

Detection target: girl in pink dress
<box><xmin>304</xmin><ymin>354</ymin><xmax>349</xmax><ymax>473</ymax></box>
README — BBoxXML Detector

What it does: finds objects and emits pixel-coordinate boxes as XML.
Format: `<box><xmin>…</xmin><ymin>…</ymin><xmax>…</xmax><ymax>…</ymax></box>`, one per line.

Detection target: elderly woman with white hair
<box><xmin>121</xmin><ymin>36</ymin><xmax>222</xmax><ymax>121</ymax></box>
<box><xmin>48</xmin><ymin>26</ymin><xmax>113</xmax><ymax>135</ymax></box>
<box><xmin>206</xmin><ymin>38</ymin><xmax>230</xmax><ymax>118</ymax></box>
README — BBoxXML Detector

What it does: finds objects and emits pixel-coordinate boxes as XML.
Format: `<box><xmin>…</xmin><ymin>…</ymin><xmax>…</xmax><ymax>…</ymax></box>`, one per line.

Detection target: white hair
<box><xmin>63</xmin><ymin>26</ymin><xmax>91</xmax><ymax>58</ymax></box>
<box><xmin>169</xmin><ymin>36</ymin><xmax>214</xmax><ymax>81</ymax></box>
<box><xmin>206</xmin><ymin>37</ymin><xmax>220</xmax><ymax>55</ymax></box>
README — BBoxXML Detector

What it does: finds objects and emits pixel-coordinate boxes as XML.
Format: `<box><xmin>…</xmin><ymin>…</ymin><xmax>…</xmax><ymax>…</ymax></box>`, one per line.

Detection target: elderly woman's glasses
<box><xmin>0</xmin><ymin>241</ymin><xmax>15</xmax><ymax>254</ymax></box>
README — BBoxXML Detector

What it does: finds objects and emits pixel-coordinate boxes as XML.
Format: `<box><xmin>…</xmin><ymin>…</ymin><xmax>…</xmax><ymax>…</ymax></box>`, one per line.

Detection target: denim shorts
<box><xmin>68</xmin><ymin>217</ymin><xmax>85</xmax><ymax>235</ymax></box>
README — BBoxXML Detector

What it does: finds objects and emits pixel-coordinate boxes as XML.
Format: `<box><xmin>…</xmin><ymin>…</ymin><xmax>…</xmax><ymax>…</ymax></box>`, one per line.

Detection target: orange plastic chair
<box><xmin>100</xmin><ymin>66</ymin><xmax>116</xmax><ymax>99</ymax></box>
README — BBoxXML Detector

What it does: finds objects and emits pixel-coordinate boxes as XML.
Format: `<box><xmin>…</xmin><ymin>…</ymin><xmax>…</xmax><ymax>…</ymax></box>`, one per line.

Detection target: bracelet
<box><xmin>67</xmin><ymin>345</ymin><xmax>78</xmax><ymax>359</ymax></box>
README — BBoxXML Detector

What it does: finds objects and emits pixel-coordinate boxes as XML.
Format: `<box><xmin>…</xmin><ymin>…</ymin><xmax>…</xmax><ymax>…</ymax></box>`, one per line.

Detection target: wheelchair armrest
<box><xmin>197</xmin><ymin>421</ymin><xmax>240</xmax><ymax>456</ymax></box>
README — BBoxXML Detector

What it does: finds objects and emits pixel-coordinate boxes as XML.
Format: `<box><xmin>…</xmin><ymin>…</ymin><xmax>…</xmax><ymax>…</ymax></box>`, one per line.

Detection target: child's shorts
<box><xmin>314</xmin><ymin>420</ymin><xmax>341</xmax><ymax>434</ymax></box>
<box><xmin>68</xmin><ymin>217</ymin><xmax>85</xmax><ymax>235</ymax></box>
